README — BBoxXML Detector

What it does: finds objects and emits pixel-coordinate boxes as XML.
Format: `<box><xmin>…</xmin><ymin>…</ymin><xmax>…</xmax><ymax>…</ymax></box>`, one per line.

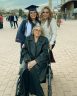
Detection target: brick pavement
<box><xmin>0</xmin><ymin>19</ymin><xmax>77</xmax><ymax>96</ymax></box>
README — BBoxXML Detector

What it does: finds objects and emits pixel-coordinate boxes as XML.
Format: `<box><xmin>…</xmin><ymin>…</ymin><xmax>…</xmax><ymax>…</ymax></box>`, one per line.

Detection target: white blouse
<box><xmin>41</xmin><ymin>18</ymin><xmax>57</xmax><ymax>45</ymax></box>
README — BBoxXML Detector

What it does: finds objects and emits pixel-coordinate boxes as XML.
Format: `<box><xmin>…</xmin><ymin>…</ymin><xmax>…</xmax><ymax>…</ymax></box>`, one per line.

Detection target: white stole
<box><xmin>25</xmin><ymin>21</ymin><xmax>32</xmax><ymax>37</ymax></box>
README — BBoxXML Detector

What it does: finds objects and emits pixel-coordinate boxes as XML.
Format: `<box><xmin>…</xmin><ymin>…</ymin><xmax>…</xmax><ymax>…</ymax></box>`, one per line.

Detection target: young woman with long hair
<box><xmin>40</xmin><ymin>6</ymin><xmax>57</xmax><ymax>78</ymax></box>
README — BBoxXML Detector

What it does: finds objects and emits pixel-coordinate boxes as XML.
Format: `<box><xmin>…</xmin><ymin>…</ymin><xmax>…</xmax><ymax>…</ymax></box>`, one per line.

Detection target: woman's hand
<box><xmin>22</xmin><ymin>44</ymin><xmax>25</xmax><ymax>48</ymax></box>
<box><xmin>49</xmin><ymin>44</ymin><xmax>52</xmax><ymax>50</ymax></box>
<box><xmin>49</xmin><ymin>43</ymin><xmax>55</xmax><ymax>50</ymax></box>
<box><xmin>28</xmin><ymin>60</ymin><xmax>37</xmax><ymax>70</ymax></box>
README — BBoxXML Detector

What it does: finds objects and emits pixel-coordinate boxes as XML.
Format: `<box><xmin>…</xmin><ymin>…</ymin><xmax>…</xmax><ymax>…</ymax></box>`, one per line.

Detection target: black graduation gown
<box><xmin>16</xmin><ymin>35</ymin><xmax>50</xmax><ymax>96</ymax></box>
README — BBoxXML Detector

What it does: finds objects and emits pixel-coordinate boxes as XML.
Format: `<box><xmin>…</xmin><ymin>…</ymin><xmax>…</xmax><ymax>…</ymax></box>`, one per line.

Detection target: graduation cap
<box><xmin>25</xmin><ymin>5</ymin><xmax>39</xmax><ymax>11</ymax></box>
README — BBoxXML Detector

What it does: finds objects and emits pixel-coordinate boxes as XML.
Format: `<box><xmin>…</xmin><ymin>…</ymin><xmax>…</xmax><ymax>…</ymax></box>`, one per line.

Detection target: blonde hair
<box><xmin>40</xmin><ymin>6</ymin><xmax>53</xmax><ymax>26</ymax></box>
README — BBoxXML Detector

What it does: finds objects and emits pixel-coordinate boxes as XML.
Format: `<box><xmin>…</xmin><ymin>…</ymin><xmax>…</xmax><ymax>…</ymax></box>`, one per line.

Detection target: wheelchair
<box><xmin>45</xmin><ymin>47</ymin><xmax>55</xmax><ymax>96</ymax></box>
<box><xmin>15</xmin><ymin>50</ymin><xmax>52</xmax><ymax>96</ymax></box>
<box><xmin>47</xmin><ymin>63</ymin><xmax>52</xmax><ymax>96</ymax></box>
<box><xmin>16</xmin><ymin>67</ymin><xmax>52</xmax><ymax>96</ymax></box>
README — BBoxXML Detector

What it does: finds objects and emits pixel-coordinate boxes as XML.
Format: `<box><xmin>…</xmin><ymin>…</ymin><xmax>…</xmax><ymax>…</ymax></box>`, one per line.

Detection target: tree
<box><xmin>19</xmin><ymin>9</ymin><xmax>24</xmax><ymax>17</ymax></box>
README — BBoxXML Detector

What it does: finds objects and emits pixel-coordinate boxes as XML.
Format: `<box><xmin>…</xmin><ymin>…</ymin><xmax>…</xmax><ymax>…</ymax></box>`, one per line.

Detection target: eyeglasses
<box><xmin>34</xmin><ymin>29</ymin><xmax>41</xmax><ymax>31</ymax></box>
<box><xmin>42</xmin><ymin>11</ymin><xmax>49</xmax><ymax>14</ymax></box>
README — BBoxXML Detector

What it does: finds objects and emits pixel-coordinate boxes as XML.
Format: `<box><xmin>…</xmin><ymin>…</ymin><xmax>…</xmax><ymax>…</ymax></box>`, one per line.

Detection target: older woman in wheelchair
<box><xmin>15</xmin><ymin>25</ymin><xmax>52</xmax><ymax>96</ymax></box>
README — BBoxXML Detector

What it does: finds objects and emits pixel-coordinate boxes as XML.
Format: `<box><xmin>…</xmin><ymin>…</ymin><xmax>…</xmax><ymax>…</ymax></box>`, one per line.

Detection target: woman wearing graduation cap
<box><xmin>15</xmin><ymin>5</ymin><xmax>41</xmax><ymax>64</ymax></box>
<box><xmin>15</xmin><ymin>5</ymin><xmax>40</xmax><ymax>47</ymax></box>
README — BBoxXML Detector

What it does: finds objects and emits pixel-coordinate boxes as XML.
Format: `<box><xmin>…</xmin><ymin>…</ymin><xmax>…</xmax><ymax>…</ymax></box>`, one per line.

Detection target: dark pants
<box><xmin>49</xmin><ymin>50</ymin><xmax>55</xmax><ymax>63</ymax></box>
<box><xmin>16</xmin><ymin>68</ymin><xmax>45</xmax><ymax>96</ymax></box>
<box><xmin>0</xmin><ymin>22</ymin><xmax>3</xmax><ymax>29</ymax></box>
<box><xmin>49</xmin><ymin>50</ymin><xmax>55</xmax><ymax>78</ymax></box>
<box><xmin>14</xmin><ymin>21</ymin><xmax>18</xmax><ymax>28</ymax></box>
<box><xmin>10</xmin><ymin>21</ymin><xmax>13</xmax><ymax>28</ymax></box>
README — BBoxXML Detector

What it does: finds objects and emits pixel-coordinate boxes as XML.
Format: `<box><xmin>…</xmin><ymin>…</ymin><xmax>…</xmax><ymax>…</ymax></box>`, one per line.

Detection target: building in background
<box><xmin>61</xmin><ymin>0</ymin><xmax>77</xmax><ymax>19</ymax></box>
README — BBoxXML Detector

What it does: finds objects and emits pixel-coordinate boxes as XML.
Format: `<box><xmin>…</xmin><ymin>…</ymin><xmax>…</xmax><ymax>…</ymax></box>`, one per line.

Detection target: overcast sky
<box><xmin>0</xmin><ymin>0</ymin><xmax>61</xmax><ymax>10</ymax></box>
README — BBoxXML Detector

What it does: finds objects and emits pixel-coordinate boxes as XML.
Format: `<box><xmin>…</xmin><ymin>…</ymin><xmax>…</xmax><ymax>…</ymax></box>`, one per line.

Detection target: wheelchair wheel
<box><xmin>48</xmin><ymin>64</ymin><xmax>52</xmax><ymax>96</ymax></box>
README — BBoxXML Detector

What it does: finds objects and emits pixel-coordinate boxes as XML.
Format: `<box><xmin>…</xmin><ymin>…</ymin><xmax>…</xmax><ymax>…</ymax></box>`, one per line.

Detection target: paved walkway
<box><xmin>0</xmin><ymin>19</ymin><xmax>77</xmax><ymax>96</ymax></box>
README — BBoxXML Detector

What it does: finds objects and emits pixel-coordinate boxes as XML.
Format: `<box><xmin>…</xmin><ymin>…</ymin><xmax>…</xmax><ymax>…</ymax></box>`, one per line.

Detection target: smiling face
<box><xmin>42</xmin><ymin>8</ymin><xmax>50</xmax><ymax>20</ymax></box>
<box><xmin>33</xmin><ymin>26</ymin><xmax>41</xmax><ymax>38</ymax></box>
<box><xmin>40</xmin><ymin>6</ymin><xmax>53</xmax><ymax>21</ymax></box>
<box><xmin>29</xmin><ymin>11</ymin><xmax>37</xmax><ymax>20</ymax></box>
